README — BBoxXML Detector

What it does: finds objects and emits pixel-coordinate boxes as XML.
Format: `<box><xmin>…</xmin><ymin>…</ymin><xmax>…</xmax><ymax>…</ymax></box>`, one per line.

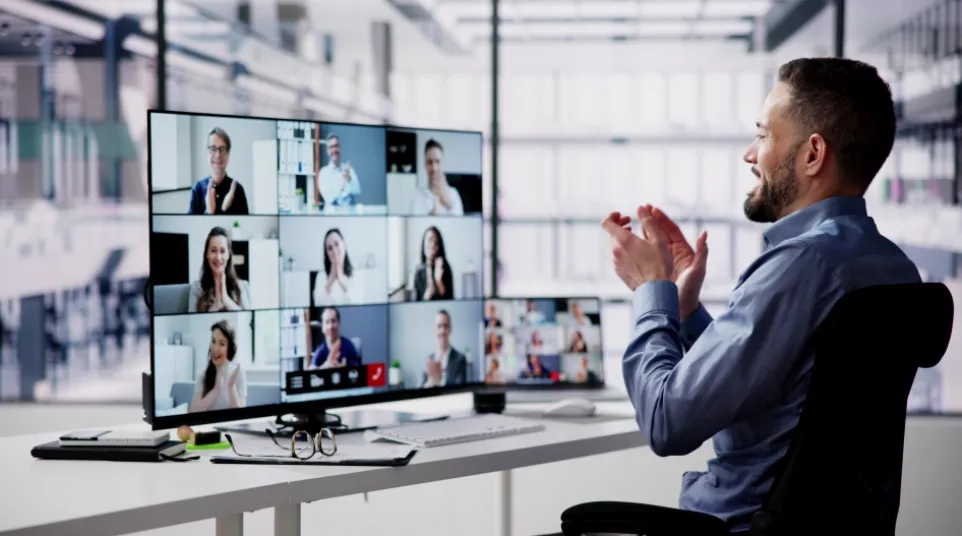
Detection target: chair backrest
<box><xmin>153</xmin><ymin>283</ymin><xmax>191</xmax><ymax>315</ymax></box>
<box><xmin>753</xmin><ymin>282</ymin><xmax>954</xmax><ymax>536</ymax></box>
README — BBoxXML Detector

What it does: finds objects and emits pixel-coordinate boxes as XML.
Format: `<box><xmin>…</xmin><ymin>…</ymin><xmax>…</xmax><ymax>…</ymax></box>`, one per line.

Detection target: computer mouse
<box><xmin>543</xmin><ymin>398</ymin><xmax>596</xmax><ymax>417</ymax></box>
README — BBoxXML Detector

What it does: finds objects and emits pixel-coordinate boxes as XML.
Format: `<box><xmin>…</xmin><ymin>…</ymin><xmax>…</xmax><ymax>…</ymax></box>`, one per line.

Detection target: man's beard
<box><xmin>743</xmin><ymin>146</ymin><xmax>802</xmax><ymax>223</ymax></box>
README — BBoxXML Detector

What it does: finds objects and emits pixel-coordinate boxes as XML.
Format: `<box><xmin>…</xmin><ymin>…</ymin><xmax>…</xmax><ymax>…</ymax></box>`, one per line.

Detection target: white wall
<box><xmin>392</xmin><ymin>216</ymin><xmax>484</xmax><ymax>299</ymax></box>
<box><xmin>278</xmin><ymin>216</ymin><xmax>390</xmax><ymax>303</ymax></box>
<box><xmin>149</xmin><ymin>113</ymin><xmax>193</xmax><ymax>191</ymax></box>
<box><xmin>151</xmin><ymin>215</ymin><xmax>279</xmax><ymax>285</ymax></box>
<box><xmin>389</xmin><ymin>299</ymin><xmax>484</xmax><ymax>386</ymax></box>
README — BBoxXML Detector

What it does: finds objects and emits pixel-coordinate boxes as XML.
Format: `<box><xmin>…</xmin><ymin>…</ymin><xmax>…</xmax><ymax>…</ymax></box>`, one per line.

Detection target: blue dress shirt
<box><xmin>310</xmin><ymin>337</ymin><xmax>361</xmax><ymax>368</ymax></box>
<box><xmin>625</xmin><ymin>196</ymin><xmax>921</xmax><ymax>531</ymax></box>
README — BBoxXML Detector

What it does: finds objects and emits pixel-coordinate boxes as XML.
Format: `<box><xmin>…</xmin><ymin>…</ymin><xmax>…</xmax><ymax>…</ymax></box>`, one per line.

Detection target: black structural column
<box><xmin>371</xmin><ymin>21</ymin><xmax>393</xmax><ymax>115</ymax></box>
<box><xmin>156</xmin><ymin>0</ymin><xmax>167</xmax><ymax>109</ymax></box>
<box><xmin>490</xmin><ymin>0</ymin><xmax>500</xmax><ymax>297</ymax></box>
<box><xmin>833</xmin><ymin>0</ymin><xmax>846</xmax><ymax>58</ymax></box>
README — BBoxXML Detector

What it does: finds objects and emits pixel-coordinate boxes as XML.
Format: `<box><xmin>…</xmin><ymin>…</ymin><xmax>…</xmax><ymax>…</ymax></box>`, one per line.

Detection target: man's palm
<box><xmin>650</xmin><ymin>207</ymin><xmax>708</xmax><ymax>319</ymax></box>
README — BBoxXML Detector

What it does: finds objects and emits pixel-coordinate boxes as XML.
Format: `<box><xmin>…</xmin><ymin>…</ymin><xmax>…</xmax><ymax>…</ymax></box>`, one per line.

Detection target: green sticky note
<box><xmin>187</xmin><ymin>441</ymin><xmax>231</xmax><ymax>451</ymax></box>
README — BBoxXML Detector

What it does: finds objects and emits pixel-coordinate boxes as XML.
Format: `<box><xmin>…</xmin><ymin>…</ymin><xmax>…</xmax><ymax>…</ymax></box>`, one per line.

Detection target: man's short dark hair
<box><xmin>776</xmin><ymin>58</ymin><xmax>896</xmax><ymax>191</ymax></box>
<box><xmin>425</xmin><ymin>139</ymin><xmax>443</xmax><ymax>154</ymax></box>
<box><xmin>438</xmin><ymin>309</ymin><xmax>451</xmax><ymax>325</ymax></box>
<box><xmin>208</xmin><ymin>127</ymin><xmax>231</xmax><ymax>152</ymax></box>
<box><xmin>321</xmin><ymin>307</ymin><xmax>340</xmax><ymax>321</ymax></box>
<box><xmin>326</xmin><ymin>133</ymin><xmax>339</xmax><ymax>144</ymax></box>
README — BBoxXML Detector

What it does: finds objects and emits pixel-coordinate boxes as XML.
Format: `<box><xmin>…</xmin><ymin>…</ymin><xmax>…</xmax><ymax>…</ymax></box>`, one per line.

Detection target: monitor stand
<box><xmin>216</xmin><ymin>408</ymin><xmax>450</xmax><ymax>437</ymax></box>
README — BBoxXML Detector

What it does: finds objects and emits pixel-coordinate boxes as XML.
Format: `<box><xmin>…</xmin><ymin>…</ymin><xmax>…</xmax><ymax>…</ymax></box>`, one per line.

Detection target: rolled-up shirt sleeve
<box><xmin>623</xmin><ymin>243</ymin><xmax>836</xmax><ymax>457</ymax></box>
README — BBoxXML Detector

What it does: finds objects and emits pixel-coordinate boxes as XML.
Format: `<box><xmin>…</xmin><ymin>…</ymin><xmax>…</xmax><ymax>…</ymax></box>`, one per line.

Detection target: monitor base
<box><xmin>217</xmin><ymin>408</ymin><xmax>449</xmax><ymax>437</ymax></box>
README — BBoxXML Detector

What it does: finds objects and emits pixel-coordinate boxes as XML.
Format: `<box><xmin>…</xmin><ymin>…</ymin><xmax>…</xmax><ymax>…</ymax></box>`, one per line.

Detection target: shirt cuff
<box><xmin>682</xmin><ymin>304</ymin><xmax>712</xmax><ymax>335</ymax></box>
<box><xmin>632</xmin><ymin>280</ymin><xmax>680</xmax><ymax>324</ymax></box>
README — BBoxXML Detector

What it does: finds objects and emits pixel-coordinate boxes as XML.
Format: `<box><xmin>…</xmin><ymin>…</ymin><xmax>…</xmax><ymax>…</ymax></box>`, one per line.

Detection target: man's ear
<box><xmin>803</xmin><ymin>134</ymin><xmax>828</xmax><ymax>176</ymax></box>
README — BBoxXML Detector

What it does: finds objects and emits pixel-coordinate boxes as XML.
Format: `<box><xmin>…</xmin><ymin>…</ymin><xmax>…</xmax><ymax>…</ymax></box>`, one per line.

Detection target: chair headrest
<box><xmin>818</xmin><ymin>283</ymin><xmax>954</xmax><ymax>369</ymax></box>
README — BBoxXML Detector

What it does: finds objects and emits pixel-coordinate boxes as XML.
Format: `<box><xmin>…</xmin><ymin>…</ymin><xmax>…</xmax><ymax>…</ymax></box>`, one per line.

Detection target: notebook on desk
<box><xmin>31</xmin><ymin>440</ymin><xmax>188</xmax><ymax>462</ymax></box>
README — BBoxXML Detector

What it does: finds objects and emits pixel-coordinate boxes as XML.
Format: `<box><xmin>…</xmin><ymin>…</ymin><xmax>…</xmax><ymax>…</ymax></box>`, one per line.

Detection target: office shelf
<box><xmin>870</xmin><ymin>202</ymin><xmax>962</xmax><ymax>253</ymax></box>
<box><xmin>866</xmin><ymin>0</ymin><xmax>962</xmax><ymax>210</ymax></box>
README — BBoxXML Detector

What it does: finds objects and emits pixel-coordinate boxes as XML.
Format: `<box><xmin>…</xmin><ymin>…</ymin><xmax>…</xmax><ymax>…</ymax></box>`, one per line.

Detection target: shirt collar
<box><xmin>762</xmin><ymin>196</ymin><xmax>868</xmax><ymax>249</ymax></box>
<box><xmin>435</xmin><ymin>347</ymin><xmax>451</xmax><ymax>368</ymax></box>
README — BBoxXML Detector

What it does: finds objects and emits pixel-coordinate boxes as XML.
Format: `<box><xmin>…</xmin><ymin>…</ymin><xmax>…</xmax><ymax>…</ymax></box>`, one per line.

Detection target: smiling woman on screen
<box><xmin>189</xmin><ymin>227</ymin><xmax>251</xmax><ymax>313</ymax></box>
<box><xmin>413</xmin><ymin>226</ymin><xmax>454</xmax><ymax>301</ymax></box>
<box><xmin>190</xmin><ymin>320</ymin><xmax>247</xmax><ymax>412</ymax></box>
<box><xmin>313</xmin><ymin>228</ymin><xmax>365</xmax><ymax>306</ymax></box>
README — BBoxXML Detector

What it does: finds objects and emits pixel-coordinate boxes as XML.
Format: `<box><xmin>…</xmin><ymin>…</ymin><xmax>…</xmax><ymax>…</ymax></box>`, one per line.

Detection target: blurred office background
<box><xmin>0</xmin><ymin>0</ymin><xmax>959</xmax><ymax>413</ymax></box>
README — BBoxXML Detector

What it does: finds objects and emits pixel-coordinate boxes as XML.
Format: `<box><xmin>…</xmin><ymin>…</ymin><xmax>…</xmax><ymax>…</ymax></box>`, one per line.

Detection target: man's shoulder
<box><xmin>191</xmin><ymin>178</ymin><xmax>209</xmax><ymax>192</ymax></box>
<box><xmin>787</xmin><ymin>219</ymin><xmax>912</xmax><ymax>273</ymax></box>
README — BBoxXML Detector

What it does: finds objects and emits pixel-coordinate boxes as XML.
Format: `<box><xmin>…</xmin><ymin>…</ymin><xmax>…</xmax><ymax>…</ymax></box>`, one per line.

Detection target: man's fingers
<box><xmin>637</xmin><ymin>205</ymin><xmax>666</xmax><ymax>243</ymax></box>
<box><xmin>694</xmin><ymin>230</ymin><xmax>709</xmax><ymax>264</ymax></box>
<box><xmin>602</xmin><ymin>212</ymin><xmax>632</xmax><ymax>239</ymax></box>
<box><xmin>651</xmin><ymin>206</ymin><xmax>686</xmax><ymax>242</ymax></box>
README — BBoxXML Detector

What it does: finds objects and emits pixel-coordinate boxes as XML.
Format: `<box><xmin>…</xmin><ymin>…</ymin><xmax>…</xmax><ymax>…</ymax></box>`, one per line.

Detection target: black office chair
<box><xmin>557</xmin><ymin>282</ymin><xmax>955</xmax><ymax>536</ymax></box>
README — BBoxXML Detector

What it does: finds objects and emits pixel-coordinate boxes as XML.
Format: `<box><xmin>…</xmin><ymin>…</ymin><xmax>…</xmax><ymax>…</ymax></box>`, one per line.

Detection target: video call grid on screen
<box><xmin>146</xmin><ymin>110</ymin><xmax>485</xmax><ymax>420</ymax></box>
<box><xmin>481</xmin><ymin>298</ymin><xmax>605</xmax><ymax>387</ymax></box>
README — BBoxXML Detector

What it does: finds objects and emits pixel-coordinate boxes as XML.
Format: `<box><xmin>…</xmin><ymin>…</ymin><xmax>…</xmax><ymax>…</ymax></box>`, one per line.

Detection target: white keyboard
<box><xmin>365</xmin><ymin>414</ymin><xmax>546</xmax><ymax>448</ymax></box>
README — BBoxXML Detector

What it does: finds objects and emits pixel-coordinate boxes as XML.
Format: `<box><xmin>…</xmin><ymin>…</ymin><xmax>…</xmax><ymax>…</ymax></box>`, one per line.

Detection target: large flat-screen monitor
<box><xmin>146</xmin><ymin>110</ymin><xmax>485</xmax><ymax>428</ymax></box>
<box><xmin>480</xmin><ymin>298</ymin><xmax>605</xmax><ymax>388</ymax></box>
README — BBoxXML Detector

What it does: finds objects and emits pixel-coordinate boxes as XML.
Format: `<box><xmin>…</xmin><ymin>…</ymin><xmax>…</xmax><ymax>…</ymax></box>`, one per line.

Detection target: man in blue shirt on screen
<box><xmin>315</xmin><ymin>134</ymin><xmax>361</xmax><ymax>207</ymax></box>
<box><xmin>310</xmin><ymin>307</ymin><xmax>361</xmax><ymax>369</ymax></box>
<box><xmin>602</xmin><ymin>58</ymin><xmax>921</xmax><ymax>532</ymax></box>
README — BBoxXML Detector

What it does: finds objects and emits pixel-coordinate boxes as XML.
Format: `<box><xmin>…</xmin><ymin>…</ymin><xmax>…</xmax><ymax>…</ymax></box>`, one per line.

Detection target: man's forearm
<box><xmin>680</xmin><ymin>303</ymin><xmax>713</xmax><ymax>350</ymax></box>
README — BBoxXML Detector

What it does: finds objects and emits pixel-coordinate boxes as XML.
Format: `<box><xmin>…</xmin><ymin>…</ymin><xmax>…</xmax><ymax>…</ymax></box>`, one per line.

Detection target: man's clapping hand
<box><xmin>601</xmin><ymin>206</ymin><xmax>673</xmax><ymax>291</ymax></box>
<box><xmin>649</xmin><ymin>205</ymin><xmax>708</xmax><ymax>320</ymax></box>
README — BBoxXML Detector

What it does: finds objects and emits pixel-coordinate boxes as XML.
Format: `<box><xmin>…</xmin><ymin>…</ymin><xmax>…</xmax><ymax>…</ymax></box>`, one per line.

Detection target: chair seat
<box><xmin>560</xmin><ymin>501</ymin><xmax>730</xmax><ymax>536</ymax></box>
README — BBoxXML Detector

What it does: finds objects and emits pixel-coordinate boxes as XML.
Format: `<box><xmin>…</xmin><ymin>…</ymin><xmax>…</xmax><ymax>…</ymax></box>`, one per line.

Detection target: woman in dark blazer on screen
<box><xmin>413</xmin><ymin>226</ymin><xmax>454</xmax><ymax>301</ymax></box>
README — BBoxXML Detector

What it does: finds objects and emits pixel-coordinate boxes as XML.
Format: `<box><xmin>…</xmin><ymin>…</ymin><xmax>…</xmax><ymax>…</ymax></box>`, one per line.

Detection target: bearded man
<box><xmin>602</xmin><ymin>57</ymin><xmax>920</xmax><ymax>533</ymax></box>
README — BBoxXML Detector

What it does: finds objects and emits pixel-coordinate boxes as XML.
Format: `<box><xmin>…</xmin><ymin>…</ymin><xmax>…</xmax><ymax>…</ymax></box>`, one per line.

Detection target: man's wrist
<box><xmin>632</xmin><ymin>280</ymin><xmax>680</xmax><ymax>323</ymax></box>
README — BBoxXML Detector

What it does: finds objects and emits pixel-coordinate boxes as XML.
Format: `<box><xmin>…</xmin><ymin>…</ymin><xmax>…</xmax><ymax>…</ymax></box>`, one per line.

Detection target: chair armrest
<box><xmin>560</xmin><ymin>501</ymin><xmax>730</xmax><ymax>536</ymax></box>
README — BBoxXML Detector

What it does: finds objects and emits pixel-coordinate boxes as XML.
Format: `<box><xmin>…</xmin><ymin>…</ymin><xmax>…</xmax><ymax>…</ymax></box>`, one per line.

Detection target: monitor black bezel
<box><xmin>481</xmin><ymin>295</ymin><xmax>607</xmax><ymax>391</ymax></box>
<box><xmin>145</xmin><ymin>109</ymin><xmax>486</xmax><ymax>430</ymax></box>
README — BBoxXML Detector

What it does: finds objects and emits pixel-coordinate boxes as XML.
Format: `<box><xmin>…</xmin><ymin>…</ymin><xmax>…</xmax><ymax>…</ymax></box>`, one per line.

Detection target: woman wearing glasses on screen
<box><xmin>190</xmin><ymin>320</ymin><xmax>247</xmax><ymax>412</ymax></box>
<box><xmin>189</xmin><ymin>227</ymin><xmax>252</xmax><ymax>313</ymax></box>
<box><xmin>413</xmin><ymin>226</ymin><xmax>453</xmax><ymax>301</ymax></box>
<box><xmin>313</xmin><ymin>228</ymin><xmax>364</xmax><ymax>306</ymax></box>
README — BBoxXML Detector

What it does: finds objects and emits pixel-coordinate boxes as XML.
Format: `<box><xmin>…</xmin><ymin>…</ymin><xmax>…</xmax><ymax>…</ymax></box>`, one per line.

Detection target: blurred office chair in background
<box><xmin>556</xmin><ymin>282</ymin><xmax>954</xmax><ymax>536</ymax></box>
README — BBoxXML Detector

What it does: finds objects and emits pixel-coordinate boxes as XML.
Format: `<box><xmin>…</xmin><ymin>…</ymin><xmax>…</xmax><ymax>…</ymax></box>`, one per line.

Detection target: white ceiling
<box><xmin>430</xmin><ymin>0</ymin><xmax>773</xmax><ymax>44</ymax></box>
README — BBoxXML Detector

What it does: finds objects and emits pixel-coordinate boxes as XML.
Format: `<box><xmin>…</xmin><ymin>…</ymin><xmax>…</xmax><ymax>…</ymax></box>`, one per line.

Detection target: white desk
<box><xmin>0</xmin><ymin>396</ymin><xmax>644</xmax><ymax>536</ymax></box>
